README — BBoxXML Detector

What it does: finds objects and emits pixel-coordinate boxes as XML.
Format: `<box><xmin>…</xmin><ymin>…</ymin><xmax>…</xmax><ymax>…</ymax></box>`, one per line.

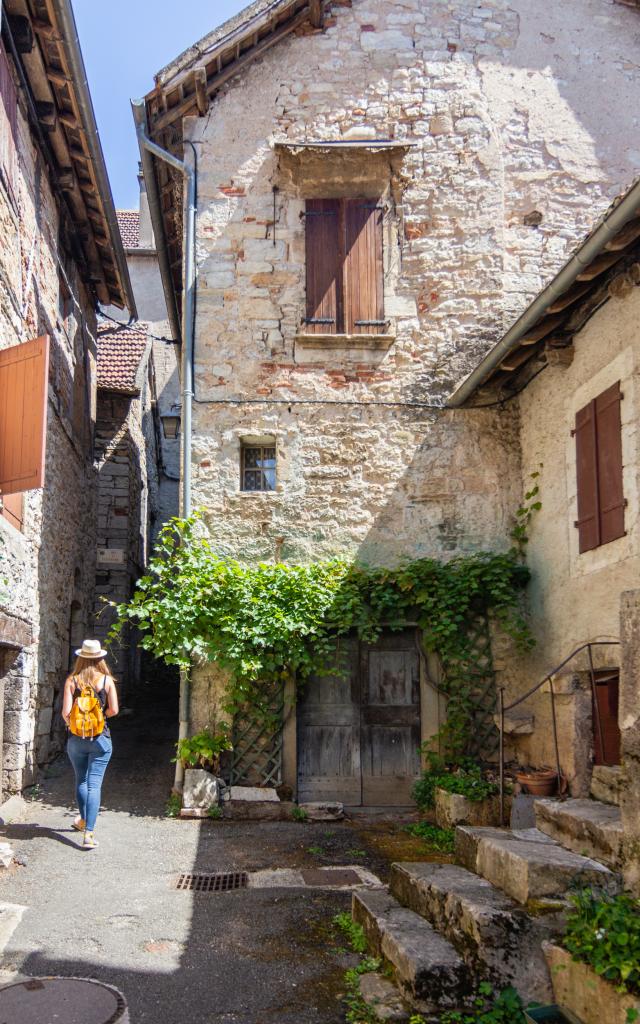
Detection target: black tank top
<box><xmin>72</xmin><ymin>675</ymin><xmax>111</xmax><ymax>738</ymax></box>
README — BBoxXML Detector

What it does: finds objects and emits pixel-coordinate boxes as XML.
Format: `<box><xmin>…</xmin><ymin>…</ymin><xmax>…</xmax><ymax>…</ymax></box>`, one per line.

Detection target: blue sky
<box><xmin>72</xmin><ymin>0</ymin><xmax>247</xmax><ymax>209</ymax></box>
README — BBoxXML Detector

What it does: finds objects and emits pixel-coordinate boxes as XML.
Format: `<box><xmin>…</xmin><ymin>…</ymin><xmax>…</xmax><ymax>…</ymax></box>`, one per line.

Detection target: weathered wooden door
<box><xmin>297</xmin><ymin>631</ymin><xmax>421</xmax><ymax>806</ymax></box>
<box><xmin>593</xmin><ymin>669</ymin><xmax>621</xmax><ymax>766</ymax></box>
<box><xmin>297</xmin><ymin>639</ymin><xmax>362</xmax><ymax>804</ymax></box>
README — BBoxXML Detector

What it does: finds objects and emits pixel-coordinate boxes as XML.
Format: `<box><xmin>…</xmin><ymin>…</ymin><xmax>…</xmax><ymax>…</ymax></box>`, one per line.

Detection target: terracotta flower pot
<box><xmin>516</xmin><ymin>768</ymin><xmax>558</xmax><ymax>797</ymax></box>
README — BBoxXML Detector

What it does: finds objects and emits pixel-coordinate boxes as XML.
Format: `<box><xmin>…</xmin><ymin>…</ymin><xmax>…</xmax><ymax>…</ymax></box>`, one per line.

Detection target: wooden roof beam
<box><xmin>576</xmin><ymin>251</ymin><xmax>623</xmax><ymax>280</ymax></box>
<box><xmin>604</xmin><ymin>217</ymin><xmax>640</xmax><ymax>252</ymax></box>
<box><xmin>310</xmin><ymin>0</ymin><xmax>325</xmax><ymax>27</ymax></box>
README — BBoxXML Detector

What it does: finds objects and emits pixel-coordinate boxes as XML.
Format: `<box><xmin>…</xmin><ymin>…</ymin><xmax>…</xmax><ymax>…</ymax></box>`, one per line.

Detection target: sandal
<box><xmin>82</xmin><ymin>831</ymin><xmax>98</xmax><ymax>849</ymax></box>
<box><xmin>72</xmin><ymin>817</ymin><xmax>86</xmax><ymax>832</ymax></box>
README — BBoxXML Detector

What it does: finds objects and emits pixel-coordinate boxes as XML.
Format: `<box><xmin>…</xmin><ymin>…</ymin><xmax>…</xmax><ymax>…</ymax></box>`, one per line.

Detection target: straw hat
<box><xmin>75</xmin><ymin>639</ymin><xmax>108</xmax><ymax>659</ymax></box>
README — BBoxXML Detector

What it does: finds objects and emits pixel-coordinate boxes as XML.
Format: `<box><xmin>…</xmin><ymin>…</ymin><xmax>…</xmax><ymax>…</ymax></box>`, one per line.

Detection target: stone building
<box><xmin>0</xmin><ymin>2</ymin><xmax>135</xmax><ymax>800</ymax></box>
<box><xmin>450</xmin><ymin>178</ymin><xmax>640</xmax><ymax>890</ymax></box>
<box><xmin>138</xmin><ymin>0</ymin><xmax>640</xmax><ymax>806</ymax></box>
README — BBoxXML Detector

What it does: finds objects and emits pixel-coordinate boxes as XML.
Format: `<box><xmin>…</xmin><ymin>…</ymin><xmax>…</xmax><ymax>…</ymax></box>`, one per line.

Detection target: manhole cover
<box><xmin>0</xmin><ymin>977</ymin><xmax>128</xmax><ymax>1024</ymax></box>
<box><xmin>301</xmin><ymin>868</ymin><xmax>362</xmax><ymax>887</ymax></box>
<box><xmin>175</xmin><ymin>871</ymin><xmax>248</xmax><ymax>892</ymax></box>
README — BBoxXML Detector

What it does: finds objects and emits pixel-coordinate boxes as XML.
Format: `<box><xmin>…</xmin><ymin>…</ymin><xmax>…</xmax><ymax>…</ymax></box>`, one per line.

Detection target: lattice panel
<box><xmin>230</xmin><ymin>682</ymin><xmax>284</xmax><ymax>786</ymax></box>
<box><xmin>444</xmin><ymin>609</ymin><xmax>499</xmax><ymax>758</ymax></box>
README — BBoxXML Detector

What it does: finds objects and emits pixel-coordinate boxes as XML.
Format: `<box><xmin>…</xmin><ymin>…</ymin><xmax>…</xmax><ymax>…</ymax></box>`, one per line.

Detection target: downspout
<box><xmin>447</xmin><ymin>178</ymin><xmax>640</xmax><ymax>407</ymax></box>
<box><xmin>131</xmin><ymin>99</ymin><xmax>196</xmax><ymax>792</ymax></box>
<box><xmin>52</xmin><ymin>0</ymin><xmax>137</xmax><ymax>317</ymax></box>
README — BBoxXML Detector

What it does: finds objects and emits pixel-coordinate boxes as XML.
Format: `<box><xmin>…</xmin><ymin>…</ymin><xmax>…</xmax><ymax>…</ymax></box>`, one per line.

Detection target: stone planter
<box><xmin>524</xmin><ymin>1007</ymin><xmax>582</xmax><ymax>1024</ymax></box>
<box><xmin>434</xmin><ymin>787</ymin><xmax>504</xmax><ymax>828</ymax></box>
<box><xmin>544</xmin><ymin>942</ymin><xmax>640</xmax><ymax>1024</ymax></box>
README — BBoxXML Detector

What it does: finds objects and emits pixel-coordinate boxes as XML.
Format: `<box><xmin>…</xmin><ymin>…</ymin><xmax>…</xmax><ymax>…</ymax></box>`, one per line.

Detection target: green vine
<box><xmin>110</xmin><ymin>514</ymin><xmax>533</xmax><ymax>757</ymax></box>
<box><xmin>510</xmin><ymin>465</ymin><xmax>542</xmax><ymax>557</ymax></box>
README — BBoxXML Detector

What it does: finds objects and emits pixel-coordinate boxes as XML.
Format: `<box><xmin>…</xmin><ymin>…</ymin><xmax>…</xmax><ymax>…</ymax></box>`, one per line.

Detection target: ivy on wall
<box><xmin>111</xmin><ymin>514</ymin><xmax>533</xmax><ymax>756</ymax></box>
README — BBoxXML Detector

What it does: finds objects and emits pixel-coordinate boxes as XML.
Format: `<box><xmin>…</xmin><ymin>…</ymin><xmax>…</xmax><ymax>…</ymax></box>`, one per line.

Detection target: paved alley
<box><xmin>0</xmin><ymin>700</ymin><xmax>410</xmax><ymax>1024</ymax></box>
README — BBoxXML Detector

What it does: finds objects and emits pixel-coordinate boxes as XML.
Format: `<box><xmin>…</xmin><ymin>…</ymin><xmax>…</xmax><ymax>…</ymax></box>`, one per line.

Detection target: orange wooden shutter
<box><xmin>575</xmin><ymin>398</ymin><xmax>600</xmax><ymax>552</ymax></box>
<box><xmin>595</xmin><ymin>381</ymin><xmax>625</xmax><ymax>545</ymax></box>
<box><xmin>344</xmin><ymin>199</ymin><xmax>385</xmax><ymax>335</ymax></box>
<box><xmin>1</xmin><ymin>492</ymin><xmax>23</xmax><ymax>531</ymax></box>
<box><xmin>0</xmin><ymin>336</ymin><xmax>50</xmax><ymax>495</ymax></box>
<box><xmin>304</xmin><ymin>198</ymin><xmax>340</xmax><ymax>334</ymax></box>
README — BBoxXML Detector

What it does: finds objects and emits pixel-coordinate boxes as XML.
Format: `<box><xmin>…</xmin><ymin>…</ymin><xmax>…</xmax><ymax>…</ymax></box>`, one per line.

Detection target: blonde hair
<box><xmin>71</xmin><ymin>656</ymin><xmax>114</xmax><ymax>687</ymax></box>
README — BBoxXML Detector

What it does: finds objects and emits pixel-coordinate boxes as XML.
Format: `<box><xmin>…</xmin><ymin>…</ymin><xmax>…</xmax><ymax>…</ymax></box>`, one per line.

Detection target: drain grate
<box><xmin>175</xmin><ymin>871</ymin><xmax>248</xmax><ymax>893</ymax></box>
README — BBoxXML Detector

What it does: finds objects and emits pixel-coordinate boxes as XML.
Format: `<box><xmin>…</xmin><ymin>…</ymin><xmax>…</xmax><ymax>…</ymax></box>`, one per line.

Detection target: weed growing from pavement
<box><xmin>346</xmin><ymin>848</ymin><xmax>367</xmax><ymax>858</ymax></box>
<box><xmin>165</xmin><ymin>793</ymin><xmax>181</xmax><ymax>818</ymax></box>
<box><xmin>343</xmin><ymin>959</ymin><xmax>384</xmax><ymax>1024</ymax></box>
<box><xmin>306</xmin><ymin>845</ymin><xmax>325</xmax><ymax>855</ymax></box>
<box><xmin>333</xmin><ymin>913</ymin><xmax>368</xmax><ymax>954</ymax></box>
<box><xmin>404</xmin><ymin>822</ymin><xmax>456</xmax><ymax>854</ymax></box>
<box><xmin>207</xmin><ymin>806</ymin><xmax>223</xmax><ymax>820</ymax></box>
<box><xmin>291</xmin><ymin>806</ymin><xmax>309</xmax><ymax>822</ymax></box>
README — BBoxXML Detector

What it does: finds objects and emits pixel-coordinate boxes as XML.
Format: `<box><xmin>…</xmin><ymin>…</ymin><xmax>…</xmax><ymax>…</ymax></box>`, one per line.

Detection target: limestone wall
<box><xmin>0</xmin><ymin>65</ymin><xmax>99</xmax><ymax>793</ymax></box>
<box><xmin>512</xmin><ymin>286</ymin><xmax>640</xmax><ymax>789</ymax></box>
<box><xmin>184</xmin><ymin>0</ymin><xmax>640</xmax><ymax>569</ymax></box>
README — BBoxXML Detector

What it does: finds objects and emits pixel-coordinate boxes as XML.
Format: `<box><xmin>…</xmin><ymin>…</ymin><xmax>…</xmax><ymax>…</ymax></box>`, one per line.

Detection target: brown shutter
<box><xmin>0</xmin><ymin>336</ymin><xmax>50</xmax><ymax>495</ymax></box>
<box><xmin>595</xmin><ymin>381</ymin><xmax>625</xmax><ymax>545</ymax></box>
<box><xmin>304</xmin><ymin>198</ymin><xmax>340</xmax><ymax>334</ymax></box>
<box><xmin>344</xmin><ymin>199</ymin><xmax>385</xmax><ymax>335</ymax></box>
<box><xmin>1</xmin><ymin>492</ymin><xmax>23</xmax><ymax>531</ymax></box>
<box><xmin>0</xmin><ymin>41</ymin><xmax>18</xmax><ymax>192</ymax></box>
<box><xmin>575</xmin><ymin>398</ymin><xmax>600</xmax><ymax>552</ymax></box>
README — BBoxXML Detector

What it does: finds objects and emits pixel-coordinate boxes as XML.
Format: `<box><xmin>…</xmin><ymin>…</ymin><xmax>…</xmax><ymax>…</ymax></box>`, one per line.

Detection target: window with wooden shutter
<box><xmin>0</xmin><ymin>336</ymin><xmax>50</xmax><ymax>496</ymax></box>
<box><xmin>304</xmin><ymin>197</ymin><xmax>385</xmax><ymax>336</ymax></box>
<box><xmin>0</xmin><ymin>40</ymin><xmax>18</xmax><ymax>198</ymax></box>
<box><xmin>575</xmin><ymin>381</ymin><xmax>625</xmax><ymax>553</ymax></box>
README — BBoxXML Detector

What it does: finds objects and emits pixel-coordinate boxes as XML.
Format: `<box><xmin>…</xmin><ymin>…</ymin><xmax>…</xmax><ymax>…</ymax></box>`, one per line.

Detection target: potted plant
<box><xmin>515</xmin><ymin>765</ymin><xmax>558</xmax><ymax>797</ymax></box>
<box><xmin>174</xmin><ymin>728</ymin><xmax>232</xmax><ymax>775</ymax></box>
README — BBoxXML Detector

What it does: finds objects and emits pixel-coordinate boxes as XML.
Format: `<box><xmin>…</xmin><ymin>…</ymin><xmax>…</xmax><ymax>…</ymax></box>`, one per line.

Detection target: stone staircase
<box><xmin>352</xmin><ymin>798</ymin><xmax>623</xmax><ymax>1019</ymax></box>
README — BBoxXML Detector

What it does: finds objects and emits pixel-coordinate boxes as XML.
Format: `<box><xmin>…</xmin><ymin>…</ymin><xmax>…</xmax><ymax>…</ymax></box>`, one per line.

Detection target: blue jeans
<box><xmin>66</xmin><ymin>733</ymin><xmax>113</xmax><ymax>831</ymax></box>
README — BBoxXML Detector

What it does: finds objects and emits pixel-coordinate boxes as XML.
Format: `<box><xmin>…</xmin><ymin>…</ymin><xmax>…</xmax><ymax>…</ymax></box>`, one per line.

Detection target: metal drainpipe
<box><xmin>131</xmin><ymin>100</ymin><xmax>196</xmax><ymax>792</ymax></box>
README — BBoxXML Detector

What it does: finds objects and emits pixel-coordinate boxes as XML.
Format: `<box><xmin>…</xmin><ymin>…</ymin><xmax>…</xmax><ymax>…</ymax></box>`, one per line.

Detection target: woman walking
<box><xmin>61</xmin><ymin>639</ymin><xmax>119</xmax><ymax>849</ymax></box>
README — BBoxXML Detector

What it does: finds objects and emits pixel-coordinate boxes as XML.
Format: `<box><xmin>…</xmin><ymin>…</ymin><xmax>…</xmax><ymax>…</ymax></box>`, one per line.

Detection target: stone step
<box><xmin>352</xmin><ymin>888</ymin><xmax>474</xmax><ymax>1012</ymax></box>
<box><xmin>534</xmin><ymin>798</ymin><xmax>624</xmax><ymax>870</ymax></box>
<box><xmin>590</xmin><ymin>765</ymin><xmax>623</xmax><ymax>806</ymax></box>
<box><xmin>456</xmin><ymin>825</ymin><xmax>621</xmax><ymax>905</ymax></box>
<box><xmin>389</xmin><ymin>861</ymin><xmax>561</xmax><ymax>1003</ymax></box>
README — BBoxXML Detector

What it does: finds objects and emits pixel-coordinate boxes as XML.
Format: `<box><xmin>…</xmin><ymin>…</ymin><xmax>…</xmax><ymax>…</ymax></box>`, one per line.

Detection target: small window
<box><xmin>0</xmin><ymin>41</ymin><xmax>18</xmax><ymax>199</ymax></box>
<box><xmin>304</xmin><ymin>197</ymin><xmax>385</xmax><ymax>336</ymax></box>
<box><xmin>241</xmin><ymin>443</ymin><xmax>276</xmax><ymax>492</ymax></box>
<box><xmin>574</xmin><ymin>381</ymin><xmax>625</xmax><ymax>553</ymax></box>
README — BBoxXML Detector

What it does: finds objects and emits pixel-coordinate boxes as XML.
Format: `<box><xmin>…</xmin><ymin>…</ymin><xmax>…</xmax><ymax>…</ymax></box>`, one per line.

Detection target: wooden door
<box><xmin>360</xmin><ymin>631</ymin><xmax>421</xmax><ymax>805</ymax></box>
<box><xmin>297</xmin><ymin>632</ymin><xmax>421</xmax><ymax>806</ymax></box>
<box><xmin>297</xmin><ymin>639</ymin><xmax>361</xmax><ymax>804</ymax></box>
<box><xmin>593</xmin><ymin>670</ymin><xmax>621</xmax><ymax>766</ymax></box>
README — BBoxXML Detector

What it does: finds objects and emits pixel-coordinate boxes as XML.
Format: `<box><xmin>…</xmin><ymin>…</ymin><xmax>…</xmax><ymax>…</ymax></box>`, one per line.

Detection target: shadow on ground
<box><xmin>0</xmin><ymin>683</ymin><xmax>443</xmax><ymax>1023</ymax></box>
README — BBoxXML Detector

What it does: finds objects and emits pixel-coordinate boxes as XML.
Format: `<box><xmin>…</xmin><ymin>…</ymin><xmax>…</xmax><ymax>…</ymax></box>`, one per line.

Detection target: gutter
<box><xmin>447</xmin><ymin>178</ymin><xmax>640</xmax><ymax>408</ymax></box>
<box><xmin>132</xmin><ymin>98</ymin><xmax>196</xmax><ymax>792</ymax></box>
<box><xmin>51</xmin><ymin>0</ymin><xmax>137</xmax><ymax>318</ymax></box>
<box><xmin>131</xmin><ymin>102</ymin><xmax>182</xmax><ymax>343</ymax></box>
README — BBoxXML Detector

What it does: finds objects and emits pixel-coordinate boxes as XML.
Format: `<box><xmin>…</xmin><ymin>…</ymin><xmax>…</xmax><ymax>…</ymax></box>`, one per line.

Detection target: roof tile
<box><xmin>97</xmin><ymin>321</ymin><xmax>148</xmax><ymax>394</ymax></box>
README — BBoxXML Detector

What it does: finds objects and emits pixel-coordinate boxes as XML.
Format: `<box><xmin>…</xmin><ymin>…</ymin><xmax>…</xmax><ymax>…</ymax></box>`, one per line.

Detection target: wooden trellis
<box><xmin>443</xmin><ymin>609</ymin><xmax>499</xmax><ymax>758</ymax></box>
<box><xmin>229</xmin><ymin>681</ymin><xmax>285</xmax><ymax>786</ymax></box>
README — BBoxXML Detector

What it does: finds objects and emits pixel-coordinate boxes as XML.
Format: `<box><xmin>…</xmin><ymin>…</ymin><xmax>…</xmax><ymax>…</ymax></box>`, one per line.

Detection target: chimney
<box><xmin>138</xmin><ymin>161</ymin><xmax>155</xmax><ymax>248</ymax></box>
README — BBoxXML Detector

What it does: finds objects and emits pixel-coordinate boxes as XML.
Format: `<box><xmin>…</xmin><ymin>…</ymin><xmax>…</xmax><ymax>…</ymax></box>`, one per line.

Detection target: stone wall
<box><xmin>0</xmin><ymin>82</ymin><xmax>99</xmax><ymax>795</ymax></box>
<box><xmin>93</xmin><ymin>356</ymin><xmax>162</xmax><ymax>703</ymax></box>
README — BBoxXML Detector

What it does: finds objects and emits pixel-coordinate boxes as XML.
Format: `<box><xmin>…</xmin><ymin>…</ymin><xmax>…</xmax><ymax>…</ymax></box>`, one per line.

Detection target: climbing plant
<box><xmin>110</xmin><ymin>514</ymin><xmax>533</xmax><ymax>757</ymax></box>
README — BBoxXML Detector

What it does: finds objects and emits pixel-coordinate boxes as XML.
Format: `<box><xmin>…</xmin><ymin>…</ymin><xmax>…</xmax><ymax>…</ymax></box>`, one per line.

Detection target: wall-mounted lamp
<box><xmin>161</xmin><ymin>414</ymin><xmax>181</xmax><ymax>439</ymax></box>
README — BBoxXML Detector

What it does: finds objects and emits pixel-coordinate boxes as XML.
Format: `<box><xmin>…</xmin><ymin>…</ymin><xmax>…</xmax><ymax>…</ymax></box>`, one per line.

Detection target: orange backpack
<box><xmin>68</xmin><ymin>679</ymin><xmax>106</xmax><ymax>739</ymax></box>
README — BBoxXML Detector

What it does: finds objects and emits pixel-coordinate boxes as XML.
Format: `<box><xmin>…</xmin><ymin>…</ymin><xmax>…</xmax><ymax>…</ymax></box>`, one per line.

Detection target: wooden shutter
<box><xmin>575</xmin><ymin>399</ymin><xmax>600</xmax><ymax>552</ymax></box>
<box><xmin>595</xmin><ymin>381</ymin><xmax>625</xmax><ymax>545</ymax></box>
<box><xmin>1</xmin><ymin>492</ymin><xmax>23</xmax><ymax>531</ymax></box>
<box><xmin>0</xmin><ymin>41</ymin><xmax>18</xmax><ymax>193</ymax></box>
<box><xmin>304</xmin><ymin>199</ymin><xmax>340</xmax><ymax>334</ymax></box>
<box><xmin>344</xmin><ymin>199</ymin><xmax>385</xmax><ymax>335</ymax></box>
<box><xmin>0</xmin><ymin>336</ymin><xmax>50</xmax><ymax>496</ymax></box>
<box><xmin>575</xmin><ymin>381</ymin><xmax>624</xmax><ymax>553</ymax></box>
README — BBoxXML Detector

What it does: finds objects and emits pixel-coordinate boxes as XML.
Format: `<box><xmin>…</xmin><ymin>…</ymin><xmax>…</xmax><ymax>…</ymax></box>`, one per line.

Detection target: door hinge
<box><xmin>304</xmin><ymin>317</ymin><xmax>335</xmax><ymax>324</ymax></box>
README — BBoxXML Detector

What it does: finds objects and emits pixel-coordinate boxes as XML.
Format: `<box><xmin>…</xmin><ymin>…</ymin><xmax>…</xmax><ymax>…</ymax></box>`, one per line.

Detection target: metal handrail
<box><xmin>498</xmin><ymin>640</ymin><xmax>620</xmax><ymax>824</ymax></box>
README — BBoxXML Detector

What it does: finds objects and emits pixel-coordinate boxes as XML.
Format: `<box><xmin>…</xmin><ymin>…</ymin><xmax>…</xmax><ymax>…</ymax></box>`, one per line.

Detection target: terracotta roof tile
<box><xmin>97</xmin><ymin>321</ymin><xmax>148</xmax><ymax>394</ymax></box>
<box><xmin>116</xmin><ymin>210</ymin><xmax>140</xmax><ymax>248</ymax></box>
